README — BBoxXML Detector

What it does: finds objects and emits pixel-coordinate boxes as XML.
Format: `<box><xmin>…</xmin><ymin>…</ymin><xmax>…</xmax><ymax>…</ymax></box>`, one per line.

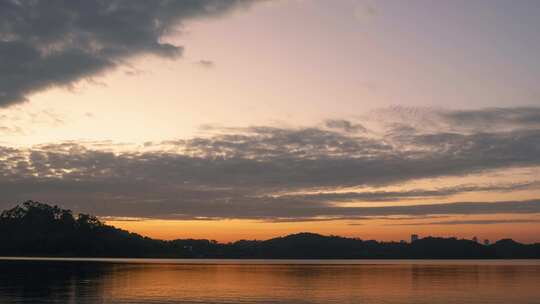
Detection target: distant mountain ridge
<box><xmin>1</xmin><ymin>201</ymin><xmax>539</xmax><ymax>259</ymax></box>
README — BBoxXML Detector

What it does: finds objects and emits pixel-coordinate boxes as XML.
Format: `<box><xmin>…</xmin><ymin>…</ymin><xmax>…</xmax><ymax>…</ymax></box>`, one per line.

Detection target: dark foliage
<box><xmin>0</xmin><ymin>201</ymin><xmax>539</xmax><ymax>259</ymax></box>
<box><xmin>0</xmin><ymin>201</ymin><xmax>168</xmax><ymax>257</ymax></box>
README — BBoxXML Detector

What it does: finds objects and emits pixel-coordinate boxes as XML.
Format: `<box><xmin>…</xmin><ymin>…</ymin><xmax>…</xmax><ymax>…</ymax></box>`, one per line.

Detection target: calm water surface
<box><xmin>0</xmin><ymin>258</ymin><xmax>539</xmax><ymax>304</ymax></box>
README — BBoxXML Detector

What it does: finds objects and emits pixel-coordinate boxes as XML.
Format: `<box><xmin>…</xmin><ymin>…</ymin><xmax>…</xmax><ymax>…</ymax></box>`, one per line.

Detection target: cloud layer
<box><xmin>1</xmin><ymin>107</ymin><xmax>540</xmax><ymax>221</ymax></box>
<box><xmin>0</xmin><ymin>0</ymin><xmax>253</xmax><ymax>106</ymax></box>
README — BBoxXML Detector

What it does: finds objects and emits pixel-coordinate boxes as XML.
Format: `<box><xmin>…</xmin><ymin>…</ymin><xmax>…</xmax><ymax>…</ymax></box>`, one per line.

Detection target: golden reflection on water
<box><xmin>1</xmin><ymin>260</ymin><xmax>539</xmax><ymax>303</ymax></box>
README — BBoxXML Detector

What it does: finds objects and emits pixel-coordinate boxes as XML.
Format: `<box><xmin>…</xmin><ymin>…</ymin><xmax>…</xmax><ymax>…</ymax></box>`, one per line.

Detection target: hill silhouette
<box><xmin>0</xmin><ymin>201</ymin><xmax>539</xmax><ymax>259</ymax></box>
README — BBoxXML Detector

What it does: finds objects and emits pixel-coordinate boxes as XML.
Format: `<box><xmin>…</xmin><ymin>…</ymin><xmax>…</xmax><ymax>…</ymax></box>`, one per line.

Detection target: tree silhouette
<box><xmin>0</xmin><ymin>201</ymin><xmax>538</xmax><ymax>258</ymax></box>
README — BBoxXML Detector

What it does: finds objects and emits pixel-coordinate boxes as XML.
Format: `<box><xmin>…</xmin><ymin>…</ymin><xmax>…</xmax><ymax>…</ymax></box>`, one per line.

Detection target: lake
<box><xmin>0</xmin><ymin>258</ymin><xmax>539</xmax><ymax>303</ymax></box>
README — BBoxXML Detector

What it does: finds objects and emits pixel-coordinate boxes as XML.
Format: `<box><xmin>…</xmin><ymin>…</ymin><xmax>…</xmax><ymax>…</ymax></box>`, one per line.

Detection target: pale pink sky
<box><xmin>1</xmin><ymin>0</ymin><xmax>540</xmax><ymax>242</ymax></box>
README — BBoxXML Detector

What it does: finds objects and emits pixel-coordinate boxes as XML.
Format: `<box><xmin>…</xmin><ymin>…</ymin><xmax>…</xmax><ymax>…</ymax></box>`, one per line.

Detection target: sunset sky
<box><xmin>1</xmin><ymin>0</ymin><xmax>540</xmax><ymax>243</ymax></box>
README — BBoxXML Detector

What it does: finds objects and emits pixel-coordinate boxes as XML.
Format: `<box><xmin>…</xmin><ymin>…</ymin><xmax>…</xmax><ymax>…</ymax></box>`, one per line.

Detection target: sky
<box><xmin>1</xmin><ymin>0</ymin><xmax>540</xmax><ymax>243</ymax></box>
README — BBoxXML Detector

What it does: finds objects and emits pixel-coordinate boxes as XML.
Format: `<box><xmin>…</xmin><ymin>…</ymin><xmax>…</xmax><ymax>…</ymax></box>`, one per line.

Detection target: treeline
<box><xmin>0</xmin><ymin>201</ymin><xmax>539</xmax><ymax>259</ymax></box>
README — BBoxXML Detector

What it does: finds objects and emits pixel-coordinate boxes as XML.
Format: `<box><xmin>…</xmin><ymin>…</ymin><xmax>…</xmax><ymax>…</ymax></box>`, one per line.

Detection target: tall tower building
<box><xmin>411</xmin><ymin>234</ymin><xmax>419</xmax><ymax>243</ymax></box>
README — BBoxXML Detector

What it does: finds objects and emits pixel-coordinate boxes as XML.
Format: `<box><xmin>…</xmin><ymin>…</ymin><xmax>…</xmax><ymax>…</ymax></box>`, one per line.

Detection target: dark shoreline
<box><xmin>2</xmin><ymin>256</ymin><xmax>540</xmax><ymax>260</ymax></box>
<box><xmin>2</xmin><ymin>257</ymin><xmax>540</xmax><ymax>264</ymax></box>
<box><xmin>2</xmin><ymin>202</ymin><xmax>540</xmax><ymax>259</ymax></box>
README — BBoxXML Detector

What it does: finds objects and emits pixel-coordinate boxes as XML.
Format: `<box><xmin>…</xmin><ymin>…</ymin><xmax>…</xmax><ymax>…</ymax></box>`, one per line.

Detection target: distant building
<box><xmin>472</xmin><ymin>236</ymin><xmax>478</xmax><ymax>243</ymax></box>
<box><xmin>400</xmin><ymin>240</ymin><xmax>406</xmax><ymax>244</ymax></box>
<box><xmin>411</xmin><ymin>234</ymin><xmax>419</xmax><ymax>243</ymax></box>
<box><xmin>484</xmin><ymin>239</ymin><xmax>490</xmax><ymax>246</ymax></box>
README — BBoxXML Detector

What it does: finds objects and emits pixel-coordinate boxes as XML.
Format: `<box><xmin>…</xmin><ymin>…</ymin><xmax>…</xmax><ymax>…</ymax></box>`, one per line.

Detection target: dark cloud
<box><xmin>274</xmin><ymin>181</ymin><xmax>540</xmax><ymax>203</ymax></box>
<box><xmin>389</xmin><ymin>219</ymin><xmax>540</xmax><ymax>226</ymax></box>
<box><xmin>369</xmin><ymin>106</ymin><xmax>540</xmax><ymax>135</ymax></box>
<box><xmin>0</xmin><ymin>0</ymin><xmax>255</xmax><ymax>106</ymax></box>
<box><xmin>1</xmin><ymin>107</ymin><xmax>540</xmax><ymax>220</ymax></box>
<box><xmin>325</xmin><ymin>119</ymin><xmax>367</xmax><ymax>133</ymax></box>
<box><xmin>440</xmin><ymin>107</ymin><xmax>540</xmax><ymax>131</ymax></box>
<box><xmin>248</xmin><ymin>200</ymin><xmax>540</xmax><ymax>220</ymax></box>
<box><xmin>267</xmin><ymin>215</ymin><xmax>449</xmax><ymax>224</ymax></box>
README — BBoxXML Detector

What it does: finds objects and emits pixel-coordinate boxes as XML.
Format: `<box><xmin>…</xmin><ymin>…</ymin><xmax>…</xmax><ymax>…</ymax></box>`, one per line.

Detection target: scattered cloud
<box><xmin>0</xmin><ymin>107</ymin><xmax>539</xmax><ymax>220</ymax></box>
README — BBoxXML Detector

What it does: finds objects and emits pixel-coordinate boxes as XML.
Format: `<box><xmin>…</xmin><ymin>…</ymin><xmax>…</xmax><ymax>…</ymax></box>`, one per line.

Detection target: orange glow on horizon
<box><xmin>107</xmin><ymin>213</ymin><xmax>540</xmax><ymax>244</ymax></box>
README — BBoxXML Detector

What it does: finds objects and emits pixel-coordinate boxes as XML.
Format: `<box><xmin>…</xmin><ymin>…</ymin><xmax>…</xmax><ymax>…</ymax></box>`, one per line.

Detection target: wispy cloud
<box><xmin>0</xmin><ymin>107</ymin><xmax>65</xmax><ymax>135</ymax></box>
<box><xmin>194</xmin><ymin>60</ymin><xmax>215</xmax><ymax>68</ymax></box>
<box><xmin>389</xmin><ymin>219</ymin><xmax>540</xmax><ymax>226</ymax></box>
